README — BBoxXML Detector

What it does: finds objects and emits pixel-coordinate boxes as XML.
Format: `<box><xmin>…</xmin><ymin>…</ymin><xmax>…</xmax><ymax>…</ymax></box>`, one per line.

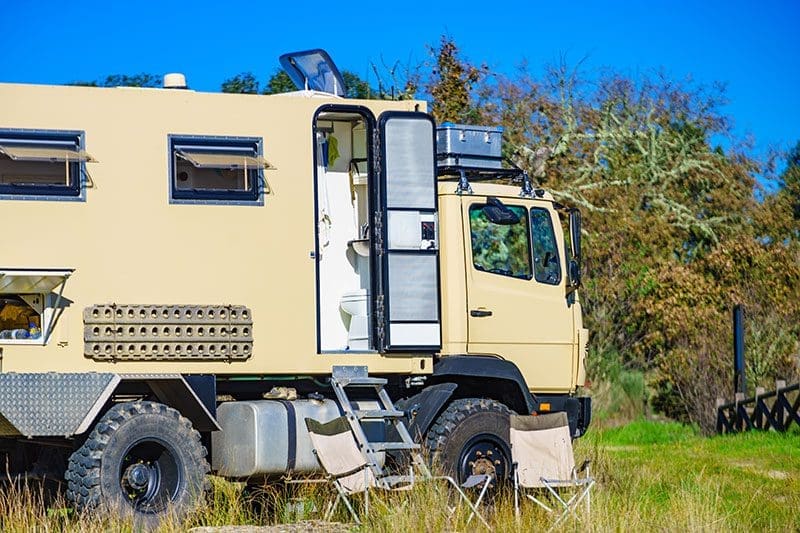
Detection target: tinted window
<box><xmin>0</xmin><ymin>129</ymin><xmax>88</xmax><ymax>200</ymax></box>
<box><xmin>169</xmin><ymin>135</ymin><xmax>264</xmax><ymax>205</ymax></box>
<box><xmin>469</xmin><ymin>204</ymin><xmax>532</xmax><ymax>279</ymax></box>
<box><xmin>530</xmin><ymin>208</ymin><xmax>561</xmax><ymax>285</ymax></box>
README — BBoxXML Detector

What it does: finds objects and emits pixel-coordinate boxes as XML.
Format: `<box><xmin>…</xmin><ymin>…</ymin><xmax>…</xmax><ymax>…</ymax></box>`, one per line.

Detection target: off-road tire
<box><xmin>65</xmin><ymin>401</ymin><xmax>209</xmax><ymax>527</ymax></box>
<box><xmin>425</xmin><ymin>398</ymin><xmax>512</xmax><ymax>483</ymax></box>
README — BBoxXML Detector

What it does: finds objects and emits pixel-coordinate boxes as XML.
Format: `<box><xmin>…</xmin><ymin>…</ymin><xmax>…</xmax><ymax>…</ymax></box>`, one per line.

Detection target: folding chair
<box><xmin>511</xmin><ymin>412</ymin><xmax>594</xmax><ymax>530</ymax></box>
<box><xmin>305</xmin><ymin>416</ymin><xmax>491</xmax><ymax>528</ymax></box>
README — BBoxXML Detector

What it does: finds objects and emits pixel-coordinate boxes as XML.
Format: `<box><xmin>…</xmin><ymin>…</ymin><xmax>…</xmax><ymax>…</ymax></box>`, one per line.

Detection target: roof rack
<box><xmin>437</xmin><ymin>158</ymin><xmax>536</xmax><ymax>197</ymax></box>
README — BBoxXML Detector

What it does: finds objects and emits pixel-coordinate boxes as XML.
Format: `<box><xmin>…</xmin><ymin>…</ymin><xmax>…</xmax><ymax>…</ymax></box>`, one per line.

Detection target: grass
<box><xmin>578</xmin><ymin>420</ymin><xmax>800</xmax><ymax>532</ymax></box>
<box><xmin>1</xmin><ymin>421</ymin><xmax>798</xmax><ymax>531</ymax></box>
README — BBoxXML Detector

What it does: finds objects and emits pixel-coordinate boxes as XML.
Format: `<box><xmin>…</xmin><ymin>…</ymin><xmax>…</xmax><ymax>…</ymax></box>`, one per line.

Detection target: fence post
<box><xmin>715</xmin><ymin>397</ymin><xmax>725</xmax><ymax>434</ymax></box>
<box><xmin>733</xmin><ymin>305</ymin><xmax>746</xmax><ymax>396</ymax></box>
<box><xmin>776</xmin><ymin>379</ymin><xmax>787</xmax><ymax>428</ymax></box>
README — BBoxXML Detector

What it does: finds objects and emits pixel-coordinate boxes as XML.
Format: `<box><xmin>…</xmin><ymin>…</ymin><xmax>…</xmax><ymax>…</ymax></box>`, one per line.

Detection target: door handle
<box><xmin>470</xmin><ymin>309</ymin><xmax>493</xmax><ymax>317</ymax></box>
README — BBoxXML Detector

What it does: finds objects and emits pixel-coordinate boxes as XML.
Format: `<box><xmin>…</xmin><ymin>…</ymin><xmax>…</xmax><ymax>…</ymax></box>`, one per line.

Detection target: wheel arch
<box><xmin>400</xmin><ymin>355</ymin><xmax>535</xmax><ymax>441</ymax></box>
<box><xmin>430</xmin><ymin>355</ymin><xmax>535</xmax><ymax>415</ymax></box>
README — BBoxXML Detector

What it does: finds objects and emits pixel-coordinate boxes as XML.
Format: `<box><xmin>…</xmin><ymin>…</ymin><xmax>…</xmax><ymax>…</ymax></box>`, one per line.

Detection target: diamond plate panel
<box><xmin>0</xmin><ymin>373</ymin><xmax>119</xmax><ymax>437</ymax></box>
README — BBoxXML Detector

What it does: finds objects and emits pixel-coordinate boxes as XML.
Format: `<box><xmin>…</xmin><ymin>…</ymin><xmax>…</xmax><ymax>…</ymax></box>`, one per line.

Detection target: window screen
<box><xmin>469</xmin><ymin>204</ymin><xmax>532</xmax><ymax>279</ymax></box>
<box><xmin>530</xmin><ymin>208</ymin><xmax>561</xmax><ymax>285</ymax></box>
<box><xmin>169</xmin><ymin>135</ymin><xmax>265</xmax><ymax>204</ymax></box>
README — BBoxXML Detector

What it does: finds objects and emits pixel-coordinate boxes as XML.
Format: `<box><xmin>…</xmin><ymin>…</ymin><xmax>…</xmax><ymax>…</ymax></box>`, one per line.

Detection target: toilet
<box><xmin>340</xmin><ymin>288</ymin><xmax>369</xmax><ymax>350</ymax></box>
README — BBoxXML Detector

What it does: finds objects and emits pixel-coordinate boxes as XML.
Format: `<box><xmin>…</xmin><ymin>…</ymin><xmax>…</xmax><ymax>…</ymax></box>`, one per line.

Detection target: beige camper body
<box><xmin>0</xmin><ymin>82</ymin><xmax>584</xmax><ymax>393</ymax></box>
<box><xmin>0</xmin><ymin>83</ymin><xmax>431</xmax><ymax>376</ymax></box>
<box><xmin>0</xmin><ymin>70</ymin><xmax>590</xmax><ymax>520</ymax></box>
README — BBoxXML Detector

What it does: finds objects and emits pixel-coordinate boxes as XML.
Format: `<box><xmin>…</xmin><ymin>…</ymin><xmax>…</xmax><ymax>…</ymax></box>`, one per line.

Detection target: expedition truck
<box><xmin>0</xmin><ymin>50</ymin><xmax>590</xmax><ymax>521</ymax></box>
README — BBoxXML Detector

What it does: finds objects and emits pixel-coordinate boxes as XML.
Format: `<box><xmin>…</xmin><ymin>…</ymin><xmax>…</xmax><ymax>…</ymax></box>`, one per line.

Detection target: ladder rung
<box><xmin>367</xmin><ymin>442</ymin><xmax>420</xmax><ymax>452</ymax></box>
<box><xmin>337</xmin><ymin>377</ymin><xmax>388</xmax><ymax>387</ymax></box>
<box><xmin>355</xmin><ymin>409</ymin><xmax>405</xmax><ymax>419</ymax></box>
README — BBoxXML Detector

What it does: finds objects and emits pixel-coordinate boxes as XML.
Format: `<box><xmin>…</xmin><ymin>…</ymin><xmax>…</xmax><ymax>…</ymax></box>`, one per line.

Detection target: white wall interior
<box><xmin>316</xmin><ymin>118</ymin><xmax>371</xmax><ymax>352</ymax></box>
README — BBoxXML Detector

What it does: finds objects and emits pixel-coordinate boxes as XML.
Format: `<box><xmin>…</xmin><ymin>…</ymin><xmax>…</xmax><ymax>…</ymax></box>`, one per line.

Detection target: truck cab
<box><xmin>439</xmin><ymin>182</ymin><xmax>588</xmax><ymax>395</ymax></box>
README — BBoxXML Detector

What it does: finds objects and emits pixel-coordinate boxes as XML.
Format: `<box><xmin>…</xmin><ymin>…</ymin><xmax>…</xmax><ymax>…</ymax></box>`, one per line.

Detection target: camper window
<box><xmin>0</xmin><ymin>129</ymin><xmax>91</xmax><ymax>200</ymax></box>
<box><xmin>0</xmin><ymin>269</ymin><xmax>71</xmax><ymax>345</ymax></box>
<box><xmin>0</xmin><ymin>295</ymin><xmax>45</xmax><ymax>344</ymax></box>
<box><xmin>168</xmin><ymin>135</ymin><xmax>267</xmax><ymax>205</ymax></box>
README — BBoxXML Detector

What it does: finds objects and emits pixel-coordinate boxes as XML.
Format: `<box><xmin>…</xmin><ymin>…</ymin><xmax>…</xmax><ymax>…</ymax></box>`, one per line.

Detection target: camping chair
<box><xmin>511</xmin><ymin>412</ymin><xmax>594</xmax><ymax>530</ymax></box>
<box><xmin>305</xmin><ymin>416</ymin><xmax>491</xmax><ymax>528</ymax></box>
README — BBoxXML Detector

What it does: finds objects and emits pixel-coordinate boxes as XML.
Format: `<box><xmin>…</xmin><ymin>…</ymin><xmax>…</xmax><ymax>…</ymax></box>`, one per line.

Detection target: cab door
<box><xmin>371</xmin><ymin>112</ymin><xmax>441</xmax><ymax>352</ymax></box>
<box><xmin>464</xmin><ymin>197</ymin><xmax>574</xmax><ymax>392</ymax></box>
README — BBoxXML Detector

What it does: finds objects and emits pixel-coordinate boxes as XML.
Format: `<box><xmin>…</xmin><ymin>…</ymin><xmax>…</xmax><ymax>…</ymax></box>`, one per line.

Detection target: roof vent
<box><xmin>163</xmin><ymin>73</ymin><xmax>188</xmax><ymax>89</ymax></box>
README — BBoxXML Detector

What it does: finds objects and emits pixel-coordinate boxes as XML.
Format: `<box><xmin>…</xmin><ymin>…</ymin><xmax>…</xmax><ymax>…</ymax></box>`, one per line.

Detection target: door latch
<box><xmin>470</xmin><ymin>309</ymin><xmax>493</xmax><ymax>317</ymax></box>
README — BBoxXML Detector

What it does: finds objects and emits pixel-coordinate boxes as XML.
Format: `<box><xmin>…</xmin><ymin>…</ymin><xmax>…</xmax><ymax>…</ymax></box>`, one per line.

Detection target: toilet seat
<box><xmin>340</xmin><ymin>288</ymin><xmax>368</xmax><ymax>316</ymax></box>
<box><xmin>339</xmin><ymin>288</ymin><xmax>369</xmax><ymax>350</ymax></box>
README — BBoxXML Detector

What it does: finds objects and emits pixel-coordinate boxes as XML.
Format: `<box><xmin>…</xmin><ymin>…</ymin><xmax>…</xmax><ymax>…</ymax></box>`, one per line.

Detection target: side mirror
<box><xmin>568</xmin><ymin>209</ymin><xmax>582</xmax><ymax>288</ymax></box>
<box><xmin>568</xmin><ymin>259</ymin><xmax>581</xmax><ymax>288</ymax></box>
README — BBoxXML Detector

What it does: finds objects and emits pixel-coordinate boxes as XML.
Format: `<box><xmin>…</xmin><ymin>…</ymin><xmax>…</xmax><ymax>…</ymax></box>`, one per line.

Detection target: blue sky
<box><xmin>2</xmin><ymin>0</ymin><xmax>798</xmax><ymax>161</ymax></box>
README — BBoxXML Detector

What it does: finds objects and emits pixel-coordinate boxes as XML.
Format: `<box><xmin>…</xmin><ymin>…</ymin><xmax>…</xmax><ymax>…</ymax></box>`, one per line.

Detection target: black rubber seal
<box><xmin>278</xmin><ymin>400</ymin><xmax>297</xmax><ymax>472</ymax></box>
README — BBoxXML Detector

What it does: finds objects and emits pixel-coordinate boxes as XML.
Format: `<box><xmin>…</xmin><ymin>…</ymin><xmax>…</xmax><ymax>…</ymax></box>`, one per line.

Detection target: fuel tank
<box><xmin>211</xmin><ymin>399</ymin><xmax>384</xmax><ymax>477</ymax></box>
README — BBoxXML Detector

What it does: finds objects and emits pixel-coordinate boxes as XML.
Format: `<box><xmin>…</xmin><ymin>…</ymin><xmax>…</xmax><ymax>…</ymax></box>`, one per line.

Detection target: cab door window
<box><xmin>530</xmin><ymin>207</ymin><xmax>561</xmax><ymax>285</ymax></box>
<box><xmin>469</xmin><ymin>204</ymin><xmax>532</xmax><ymax>279</ymax></box>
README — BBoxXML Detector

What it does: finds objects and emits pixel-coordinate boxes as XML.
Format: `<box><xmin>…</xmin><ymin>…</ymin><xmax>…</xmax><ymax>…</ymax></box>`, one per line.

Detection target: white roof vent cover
<box><xmin>163</xmin><ymin>73</ymin><xmax>188</xmax><ymax>89</ymax></box>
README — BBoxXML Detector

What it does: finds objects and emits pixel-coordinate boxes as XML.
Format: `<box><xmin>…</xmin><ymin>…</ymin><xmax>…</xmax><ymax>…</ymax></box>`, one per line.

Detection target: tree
<box><xmin>426</xmin><ymin>37</ymin><xmax>487</xmax><ymax>123</ymax></box>
<box><xmin>342</xmin><ymin>71</ymin><xmax>373</xmax><ymax>99</ymax></box>
<box><xmin>69</xmin><ymin>73</ymin><xmax>162</xmax><ymax>88</ymax></box>
<box><xmin>432</xmin><ymin>37</ymin><xmax>795</xmax><ymax>431</ymax></box>
<box><xmin>263</xmin><ymin>70</ymin><xmax>296</xmax><ymax>95</ymax></box>
<box><xmin>221</xmin><ymin>72</ymin><xmax>260</xmax><ymax>94</ymax></box>
<box><xmin>755</xmin><ymin>141</ymin><xmax>800</xmax><ymax>245</ymax></box>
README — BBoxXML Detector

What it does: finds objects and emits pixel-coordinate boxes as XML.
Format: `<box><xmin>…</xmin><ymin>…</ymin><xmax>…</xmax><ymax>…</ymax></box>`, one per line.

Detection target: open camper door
<box><xmin>372</xmin><ymin>112</ymin><xmax>441</xmax><ymax>352</ymax></box>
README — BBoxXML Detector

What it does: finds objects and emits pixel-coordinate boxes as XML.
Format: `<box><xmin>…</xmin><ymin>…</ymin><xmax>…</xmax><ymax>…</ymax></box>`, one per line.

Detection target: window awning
<box><xmin>176</xmin><ymin>150</ymin><xmax>275</xmax><ymax>170</ymax></box>
<box><xmin>0</xmin><ymin>145</ymin><xmax>96</xmax><ymax>163</ymax></box>
<box><xmin>0</xmin><ymin>269</ymin><xmax>74</xmax><ymax>294</ymax></box>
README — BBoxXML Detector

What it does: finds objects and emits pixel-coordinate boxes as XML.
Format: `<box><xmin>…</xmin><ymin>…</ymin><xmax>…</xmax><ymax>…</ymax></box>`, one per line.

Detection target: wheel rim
<box><xmin>119</xmin><ymin>438</ymin><xmax>182</xmax><ymax>513</ymax></box>
<box><xmin>458</xmin><ymin>433</ymin><xmax>510</xmax><ymax>484</ymax></box>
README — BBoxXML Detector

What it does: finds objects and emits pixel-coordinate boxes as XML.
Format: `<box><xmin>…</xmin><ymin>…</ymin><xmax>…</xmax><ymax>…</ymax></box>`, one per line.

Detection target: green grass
<box><xmin>1</xmin><ymin>422</ymin><xmax>798</xmax><ymax>531</ymax></box>
<box><xmin>577</xmin><ymin>420</ymin><xmax>800</xmax><ymax>532</ymax></box>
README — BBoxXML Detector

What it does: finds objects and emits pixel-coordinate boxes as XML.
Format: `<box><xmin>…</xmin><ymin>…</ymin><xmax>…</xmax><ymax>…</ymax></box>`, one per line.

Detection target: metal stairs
<box><xmin>330</xmin><ymin>366</ymin><xmax>430</xmax><ymax>486</ymax></box>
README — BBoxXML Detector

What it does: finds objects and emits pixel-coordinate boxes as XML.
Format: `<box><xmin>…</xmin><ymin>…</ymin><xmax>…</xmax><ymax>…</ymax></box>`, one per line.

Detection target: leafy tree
<box><xmin>263</xmin><ymin>70</ymin><xmax>296</xmax><ymax>95</ymax></box>
<box><xmin>426</xmin><ymin>37</ymin><xmax>487</xmax><ymax>123</ymax></box>
<box><xmin>342</xmin><ymin>71</ymin><xmax>372</xmax><ymax>99</ymax></box>
<box><xmin>221</xmin><ymin>72</ymin><xmax>260</xmax><ymax>94</ymax></box>
<box><xmin>69</xmin><ymin>73</ymin><xmax>162</xmax><ymax>88</ymax></box>
<box><xmin>426</xmin><ymin>36</ymin><xmax>798</xmax><ymax>430</ymax></box>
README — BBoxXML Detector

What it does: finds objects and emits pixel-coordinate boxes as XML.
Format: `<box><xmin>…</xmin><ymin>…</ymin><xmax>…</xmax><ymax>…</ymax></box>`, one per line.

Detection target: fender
<box><xmin>431</xmin><ymin>355</ymin><xmax>536</xmax><ymax>414</ymax></box>
<box><xmin>398</xmin><ymin>356</ymin><xmax>537</xmax><ymax>441</ymax></box>
<box><xmin>398</xmin><ymin>382</ymin><xmax>458</xmax><ymax>442</ymax></box>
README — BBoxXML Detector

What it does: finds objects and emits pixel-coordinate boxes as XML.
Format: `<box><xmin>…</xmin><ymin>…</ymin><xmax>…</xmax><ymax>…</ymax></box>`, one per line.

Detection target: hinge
<box><xmin>376</xmin><ymin>295</ymin><xmax>385</xmax><ymax>341</ymax></box>
<box><xmin>374</xmin><ymin>211</ymin><xmax>384</xmax><ymax>254</ymax></box>
<box><xmin>372</xmin><ymin>129</ymin><xmax>381</xmax><ymax>176</ymax></box>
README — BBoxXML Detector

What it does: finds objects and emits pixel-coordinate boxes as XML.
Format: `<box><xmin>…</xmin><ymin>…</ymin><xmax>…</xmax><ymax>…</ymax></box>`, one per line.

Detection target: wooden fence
<box><xmin>716</xmin><ymin>380</ymin><xmax>800</xmax><ymax>434</ymax></box>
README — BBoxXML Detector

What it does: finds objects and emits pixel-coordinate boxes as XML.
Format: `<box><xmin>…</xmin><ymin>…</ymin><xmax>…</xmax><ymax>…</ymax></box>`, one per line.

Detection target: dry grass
<box><xmin>1</xmin><ymin>422</ymin><xmax>798</xmax><ymax>531</ymax></box>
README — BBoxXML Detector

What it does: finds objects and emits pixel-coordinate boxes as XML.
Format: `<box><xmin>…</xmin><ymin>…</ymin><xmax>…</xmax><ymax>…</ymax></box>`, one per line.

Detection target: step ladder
<box><xmin>330</xmin><ymin>366</ymin><xmax>431</xmax><ymax>486</ymax></box>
